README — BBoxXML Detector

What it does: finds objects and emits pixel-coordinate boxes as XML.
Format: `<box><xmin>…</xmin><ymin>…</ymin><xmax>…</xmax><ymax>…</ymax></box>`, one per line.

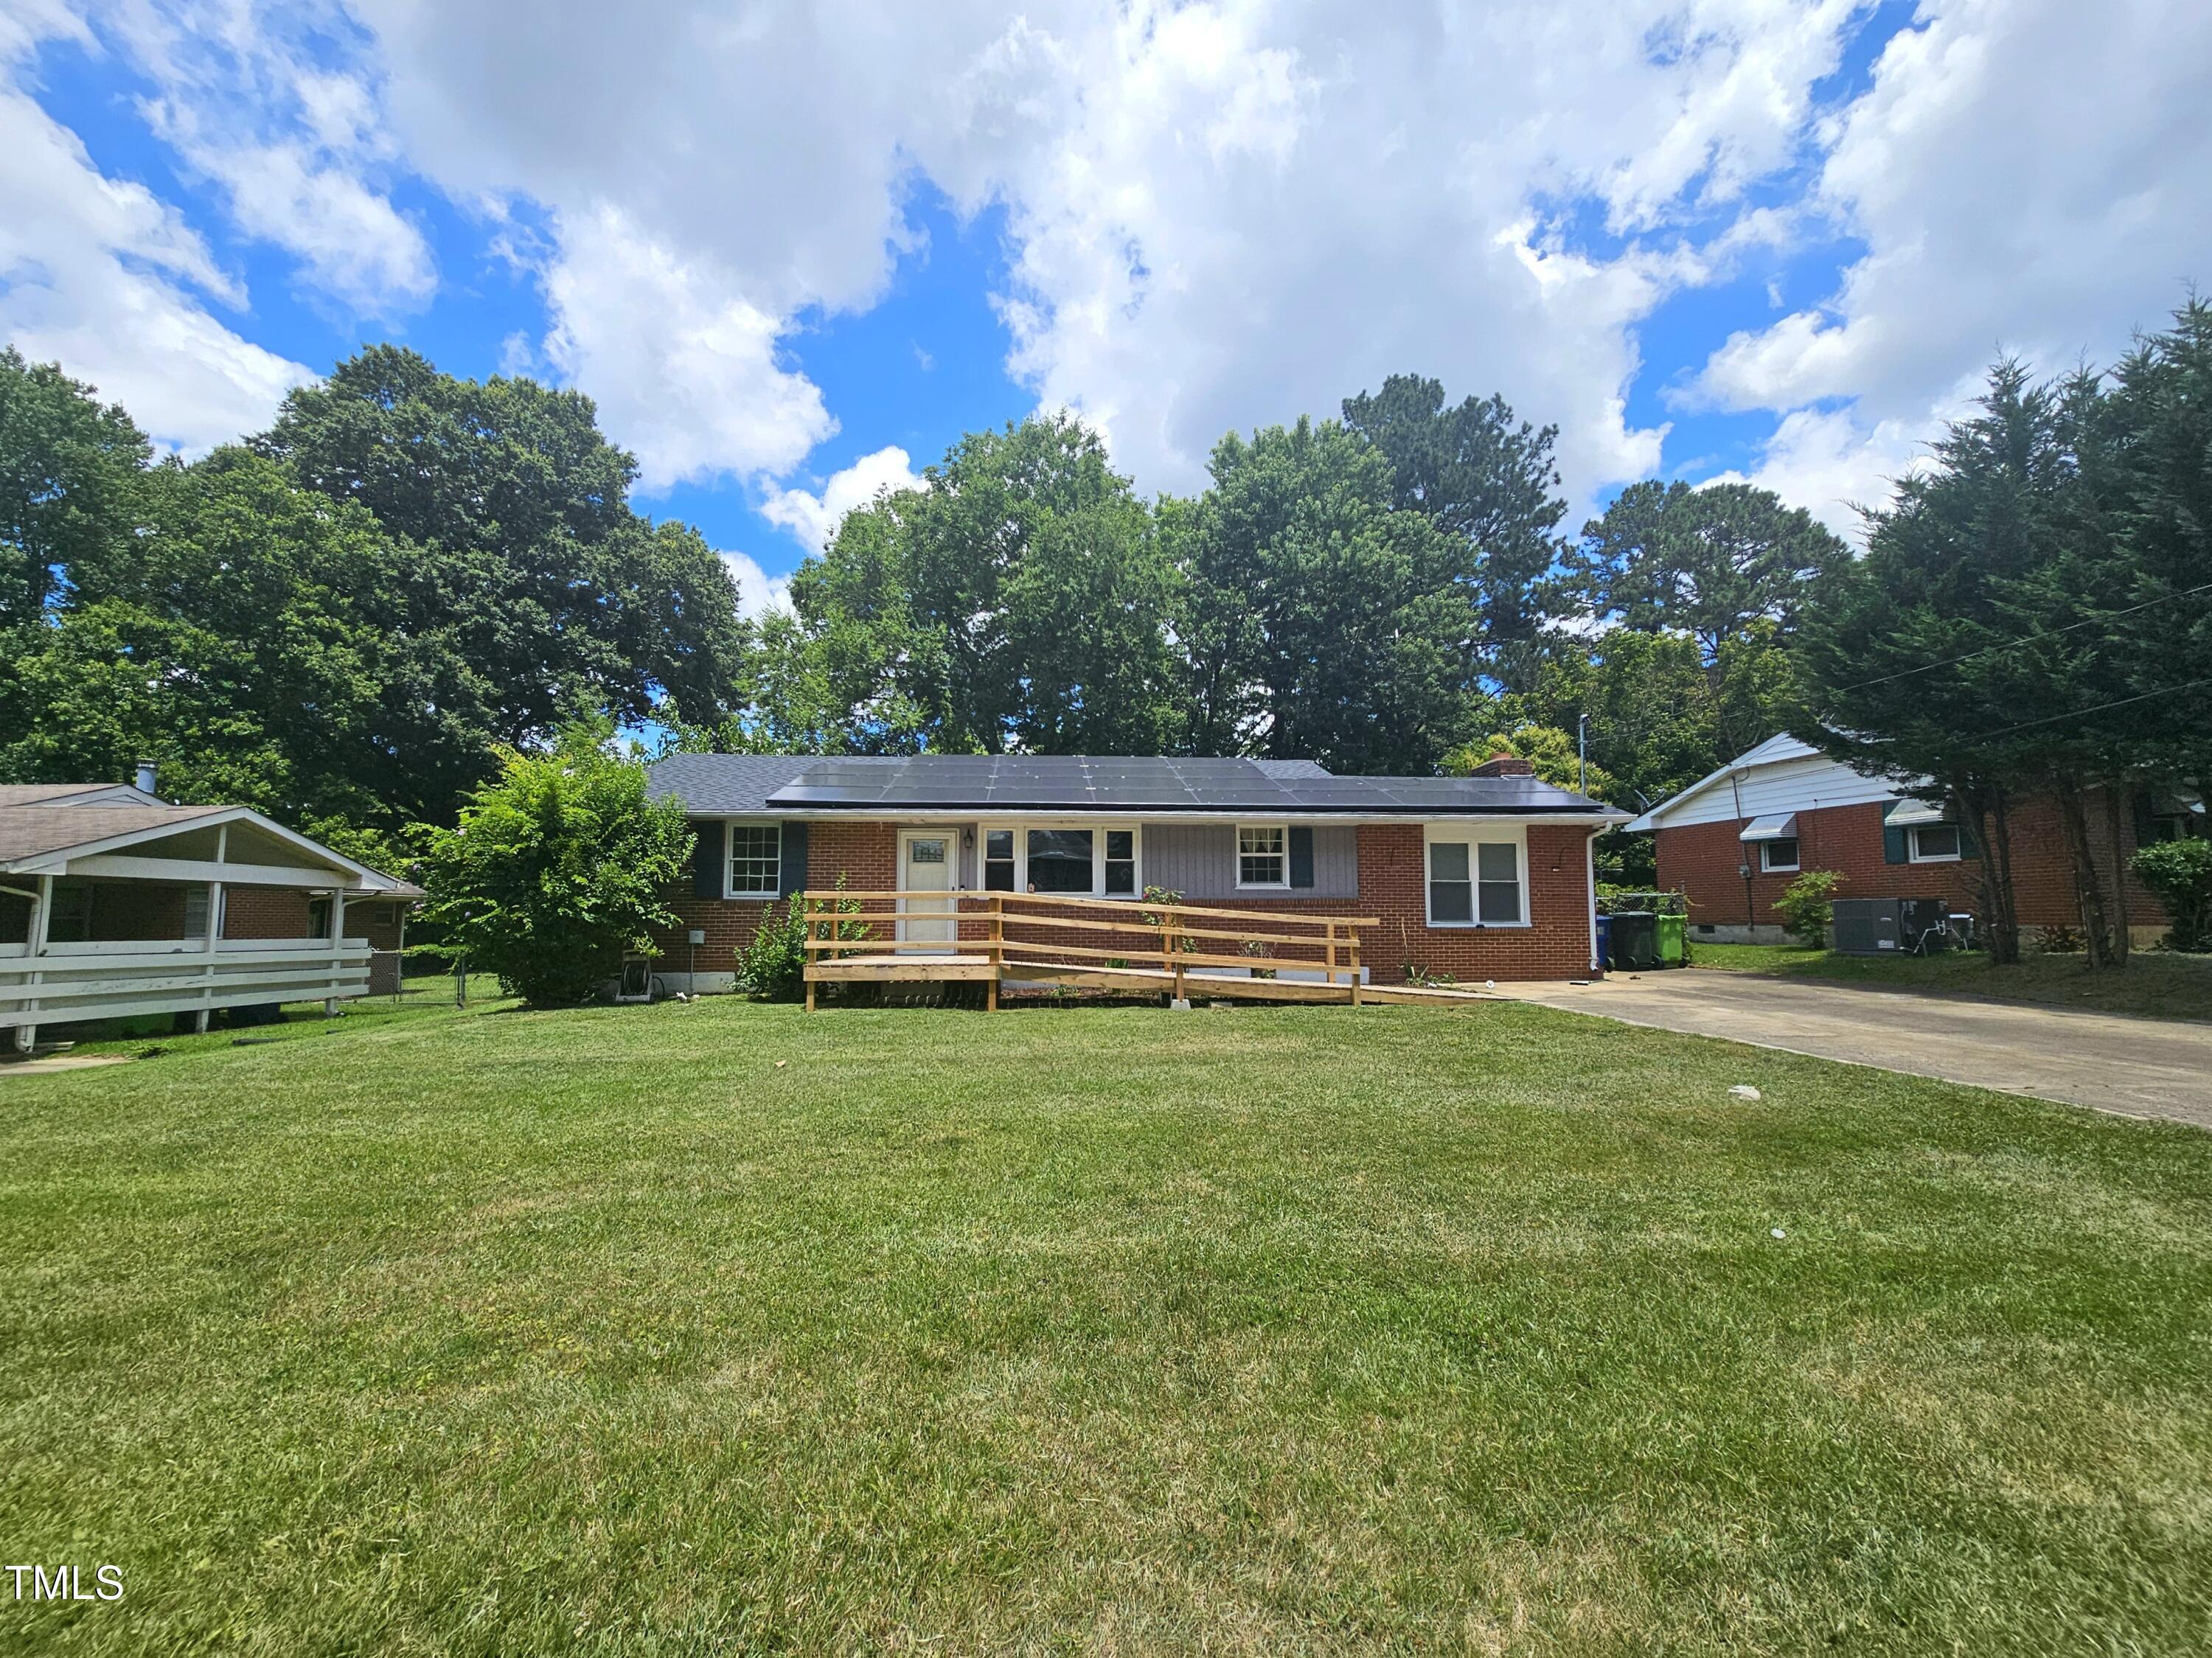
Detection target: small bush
<box><xmin>1142</xmin><ymin>885</ymin><xmax>1197</xmax><ymax>954</ymax></box>
<box><xmin>2132</xmin><ymin>837</ymin><xmax>2212</xmax><ymax>952</ymax></box>
<box><xmin>738</xmin><ymin>880</ymin><xmax>870</xmax><ymax>1000</ymax></box>
<box><xmin>1776</xmin><ymin>869</ymin><xmax>1845</xmax><ymax>949</ymax></box>
<box><xmin>2037</xmin><ymin>924</ymin><xmax>2085</xmax><ymax>955</ymax></box>
<box><xmin>736</xmin><ymin>902</ymin><xmax>809</xmax><ymax>1000</ymax></box>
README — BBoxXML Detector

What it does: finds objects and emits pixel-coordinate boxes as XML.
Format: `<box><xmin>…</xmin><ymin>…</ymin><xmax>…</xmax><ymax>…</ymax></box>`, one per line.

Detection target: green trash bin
<box><xmin>1655</xmin><ymin>912</ymin><xmax>1686</xmax><ymax>966</ymax></box>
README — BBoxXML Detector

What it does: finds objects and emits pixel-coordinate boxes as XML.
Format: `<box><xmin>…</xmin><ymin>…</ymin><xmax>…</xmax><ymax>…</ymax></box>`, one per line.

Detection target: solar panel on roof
<box><xmin>742</xmin><ymin>750</ymin><xmax>1604</xmax><ymax>814</ymax></box>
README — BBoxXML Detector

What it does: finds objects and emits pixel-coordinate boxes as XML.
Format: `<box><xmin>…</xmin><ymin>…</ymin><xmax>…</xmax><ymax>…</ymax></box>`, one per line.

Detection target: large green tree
<box><xmin>258</xmin><ymin>346</ymin><xmax>748</xmax><ymax>745</ymax></box>
<box><xmin>0</xmin><ymin>349</ymin><xmax>153</xmax><ymax>629</ymax></box>
<box><xmin>1340</xmin><ymin>375</ymin><xmax>1569</xmax><ymax>689</ymax></box>
<box><xmin>753</xmin><ymin>415</ymin><xmax>1179</xmax><ymax>755</ymax></box>
<box><xmin>1</xmin><ymin>446</ymin><xmax>484</xmax><ymax>827</ymax></box>
<box><xmin>1794</xmin><ymin>362</ymin><xmax>2104</xmax><ymax>964</ymax></box>
<box><xmin>1175</xmin><ymin>417</ymin><xmax>1475</xmax><ymax>772</ymax></box>
<box><xmin>1571</xmin><ymin>479</ymin><xmax>1848</xmax><ymax>660</ymax></box>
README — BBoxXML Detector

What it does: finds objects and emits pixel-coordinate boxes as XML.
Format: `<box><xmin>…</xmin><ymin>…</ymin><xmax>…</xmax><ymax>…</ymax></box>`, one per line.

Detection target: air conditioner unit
<box><xmin>1831</xmin><ymin>898</ymin><xmax>1902</xmax><ymax>955</ymax></box>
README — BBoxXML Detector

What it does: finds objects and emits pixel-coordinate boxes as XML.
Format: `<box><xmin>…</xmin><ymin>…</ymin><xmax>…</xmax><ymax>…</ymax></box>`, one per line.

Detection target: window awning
<box><xmin>1739</xmin><ymin>812</ymin><xmax>1798</xmax><ymax>842</ymax></box>
<box><xmin>1884</xmin><ymin>798</ymin><xmax>1947</xmax><ymax>828</ymax></box>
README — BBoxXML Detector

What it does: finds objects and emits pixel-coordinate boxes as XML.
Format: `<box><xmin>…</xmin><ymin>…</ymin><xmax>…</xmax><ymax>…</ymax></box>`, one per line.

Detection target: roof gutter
<box><xmin>727</xmin><ymin>805</ymin><xmax>1634</xmax><ymax>826</ymax></box>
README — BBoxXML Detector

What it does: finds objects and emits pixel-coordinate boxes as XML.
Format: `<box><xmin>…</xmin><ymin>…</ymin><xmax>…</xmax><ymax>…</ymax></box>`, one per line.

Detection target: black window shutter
<box><xmin>1288</xmin><ymin>826</ymin><xmax>1315</xmax><ymax>889</ymax></box>
<box><xmin>1958</xmin><ymin>818</ymin><xmax>1982</xmax><ymax>860</ymax></box>
<box><xmin>779</xmin><ymin>821</ymin><xmax>809</xmax><ymax>899</ymax></box>
<box><xmin>1882</xmin><ymin>820</ymin><xmax>1908</xmax><ymax>865</ymax></box>
<box><xmin>692</xmin><ymin>820</ymin><xmax>726</xmax><ymax>898</ymax></box>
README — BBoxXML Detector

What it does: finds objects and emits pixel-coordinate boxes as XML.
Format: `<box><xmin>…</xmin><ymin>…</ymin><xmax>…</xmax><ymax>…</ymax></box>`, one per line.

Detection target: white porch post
<box><xmin>16</xmin><ymin>874</ymin><xmax>52</xmax><ymax>1053</ymax></box>
<box><xmin>198</xmin><ymin>825</ymin><xmax>226</xmax><ymax>1034</ymax></box>
<box><xmin>324</xmin><ymin>888</ymin><xmax>345</xmax><ymax>1016</ymax></box>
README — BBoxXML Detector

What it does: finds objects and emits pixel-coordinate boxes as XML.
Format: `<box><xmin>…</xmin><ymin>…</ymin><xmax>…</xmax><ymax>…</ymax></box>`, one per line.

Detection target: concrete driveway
<box><xmin>1492</xmin><ymin>972</ymin><xmax>2212</xmax><ymax>1129</ymax></box>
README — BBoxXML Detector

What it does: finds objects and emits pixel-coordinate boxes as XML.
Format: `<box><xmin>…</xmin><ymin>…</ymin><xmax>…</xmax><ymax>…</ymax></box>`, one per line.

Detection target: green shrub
<box><xmin>2132</xmin><ymin>837</ymin><xmax>2212</xmax><ymax>952</ymax></box>
<box><xmin>2037</xmin><ymin>924</ymin><xmax>2085</xmax><ymax>955</ymax></box>
<box><xmin>1142</xmin><ymin>885</ymin><xmax>1197</xmax><ymax>954</ymax></box>
<box><xmin>736</xmin><ymin>901</ymin><xmax>809</xmax><ymax>1000</ymax></box>
<box><xmin>417</xmin><ymin>734</ymin><xmax>691</xmax><ymax>1006</ymax></box>
<box><xmin>1776</xmin><ymin>869</ymin><xmax>1845</xmax><ymax>949</ymax></box>
<box><xmin>740</xmin><ymin>880</ymin><xmax>871</xmax><ymax>999</ymax></box>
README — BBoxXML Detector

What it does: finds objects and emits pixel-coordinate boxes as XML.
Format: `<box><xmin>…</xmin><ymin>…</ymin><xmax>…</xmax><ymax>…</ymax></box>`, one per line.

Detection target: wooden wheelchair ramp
<box><xmin>798</xmin><ymin>889</ymin><xmax>1490</xmax><ymax>1009</ymax></box>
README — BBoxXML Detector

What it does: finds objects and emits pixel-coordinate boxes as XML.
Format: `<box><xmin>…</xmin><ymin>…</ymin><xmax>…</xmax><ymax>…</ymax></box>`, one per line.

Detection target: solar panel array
<box><xmin>766</xmin><ymin>755</ymin><xmax>1598</xmax><ymax>814</ymax></box>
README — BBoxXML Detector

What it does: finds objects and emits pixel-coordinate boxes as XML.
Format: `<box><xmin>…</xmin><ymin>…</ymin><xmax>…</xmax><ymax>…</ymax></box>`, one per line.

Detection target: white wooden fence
<box><xmin>0</xmin><ymin>938</ymin><xmax>372</xmax><ymax>1033</ymax></box>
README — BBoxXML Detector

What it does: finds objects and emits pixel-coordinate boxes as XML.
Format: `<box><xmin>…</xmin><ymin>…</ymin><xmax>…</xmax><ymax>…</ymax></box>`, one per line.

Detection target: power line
<box><xmin>1972</xmin><ymin>679</ymin><xmax>2211</xmax><ymax>742</ymax></box>
<box><xmin>1824</xmin><ymin>579</ymin><xmax>2212</xmax><ymax>694</ymax></box>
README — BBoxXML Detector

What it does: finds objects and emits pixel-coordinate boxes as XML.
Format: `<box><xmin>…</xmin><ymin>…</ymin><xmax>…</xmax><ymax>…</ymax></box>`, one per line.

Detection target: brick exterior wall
<box><xmin>1655</xmin><ymin>787</ymin><xmax>2170</xmax><ymax>939</ymax></box>
<box><xmin>220</xmin><ymin>886</ymin><xmax>313</xmax><ymax>939</ymax></box>
<box><xmin>657</xmin><ymin>817</ymin><xmax>1599</xmax><ymax>986</ymax></box>
<box><xmin>220</xmin><ymin>888</ymin><xmax>408</xmax><ymax>993</ymax></box>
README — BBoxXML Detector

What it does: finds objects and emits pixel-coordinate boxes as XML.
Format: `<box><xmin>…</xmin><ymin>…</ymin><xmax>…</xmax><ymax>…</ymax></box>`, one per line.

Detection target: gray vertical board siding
<box><xmin>1140</xmin><ymin>823</ymin><xmax>1357</xmax><ymax>899</ymax></box>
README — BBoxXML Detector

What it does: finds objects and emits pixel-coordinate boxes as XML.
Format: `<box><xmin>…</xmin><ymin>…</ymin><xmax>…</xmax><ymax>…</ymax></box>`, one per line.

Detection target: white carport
<box><xmin>0</xmin><ymin>787</ymin><xmax>417</xmax><ymax>1051</ymax></box>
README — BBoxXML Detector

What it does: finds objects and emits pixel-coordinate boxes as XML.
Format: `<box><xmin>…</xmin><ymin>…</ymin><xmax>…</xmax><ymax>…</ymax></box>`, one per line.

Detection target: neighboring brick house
<box><xmin>3</xmin><ymin>776</ymin><xmax>420</xmax><ymax>1048</ymax></box>
<box><xmin>644</xmin><ymin>753</ymin><xmax>1626</xmax><ymax>988</ymax></box>
<box><xmin>1625</xmin><ymin>734</ymin><xmax>2205</xmax><ymax>945</ymax></box>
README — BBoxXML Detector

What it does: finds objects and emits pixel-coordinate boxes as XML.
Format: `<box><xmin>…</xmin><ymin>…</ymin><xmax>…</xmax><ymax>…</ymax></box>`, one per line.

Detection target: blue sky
<box><xmin>6</xmin><ymin>0</ymin><xmax>2208</xmax><ymax>606</ymax></box>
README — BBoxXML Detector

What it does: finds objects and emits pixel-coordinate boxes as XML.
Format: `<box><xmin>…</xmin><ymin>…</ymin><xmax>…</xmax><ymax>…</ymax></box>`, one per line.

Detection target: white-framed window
<box><xmin>1760</xmin><ymin>837</ymin><xmax>1801</xmax><ymax>873</ymax></box>
<box><xmin>1026</xmin><ymin>827</ymin><xmax>1096</xmax><ymax>894</ymax></box>
<box><xmin>1237</xmin><ymin>824</ymin><xmax>1288</xmax><ymax>888</ymax></box>
<box><xmin>980</xmin><ymin>823</ymin><xmax>1141</xmax><ymax>898</ymax></box>
<box><xmin>1908</xmin><ymin>823</ymin><xmax>1961</xmax><ymax>863</ymax></box>
<box><xmin>1424</xmin><ymin>826</ymin><xmax>1527</xmax><ymax>927</ymax></box>
<box><xmin>1103</xmin><ymin>829</ymin><xmax>1138</xmax><ymax>897</ymax></box>
<box><xmin>728</xmin><ymin>822</ymin><xmax>783</xmax><ymax>896</ymax></box>
<box><xmin>983</xmin><ymin>828</ymin><xmax>1016</xmax><ymax>891</ymax></box>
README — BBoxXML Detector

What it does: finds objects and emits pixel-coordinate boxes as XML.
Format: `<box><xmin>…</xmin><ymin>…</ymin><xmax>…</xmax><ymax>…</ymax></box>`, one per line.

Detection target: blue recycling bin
<box><xmin>1595</xmin><ymin>913</ymin><xmax>1613</xmax><ymax>971</ymax></box>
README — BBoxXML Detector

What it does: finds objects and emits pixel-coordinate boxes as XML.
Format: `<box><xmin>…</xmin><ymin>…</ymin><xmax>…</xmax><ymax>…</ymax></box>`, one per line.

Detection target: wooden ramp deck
<box><xmin>798</xmin><ymin>892</ymin><xmax>1494</xmax><ymax>1010</ymax></box>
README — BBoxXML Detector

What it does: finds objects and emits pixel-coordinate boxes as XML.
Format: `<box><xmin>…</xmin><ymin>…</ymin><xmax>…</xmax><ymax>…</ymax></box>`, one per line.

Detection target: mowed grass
<box><xmin>4</xmin><ymin>995</ymin><xmax>2210</xmax><ymax>1655</ymax></box>
<box><xmin>1689</xmin><ymin>940</ymin><xmax>2212</xmax><ymax>1022</ymax></box>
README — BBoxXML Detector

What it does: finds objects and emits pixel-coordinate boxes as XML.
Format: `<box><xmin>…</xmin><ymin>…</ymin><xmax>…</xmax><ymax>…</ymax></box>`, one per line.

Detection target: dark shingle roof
<box><xmin>647</xmin><ymin>754</ymin><xmax>1618</xmax><ymax>818</ymax></box>
<box><xmin>0</xmin><ymin>804</ymin><xmax>228</xmax><ymax>865</ymax></box>
<box><xmin>644</xmin><ymin>753</ymin><xmax>907</xmax><ymax>816</ymax></box>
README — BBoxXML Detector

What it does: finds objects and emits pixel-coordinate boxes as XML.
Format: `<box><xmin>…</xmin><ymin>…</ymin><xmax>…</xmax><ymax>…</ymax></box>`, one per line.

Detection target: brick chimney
<box><xmin>1470</xmin><ymin>754</ymin><xmax>1535</xmax><ymax>778</ymax></box>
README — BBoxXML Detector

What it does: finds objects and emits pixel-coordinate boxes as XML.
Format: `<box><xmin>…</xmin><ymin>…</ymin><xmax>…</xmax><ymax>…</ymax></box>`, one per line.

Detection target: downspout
<box><xmin>1725</xmin><ymin>763</ymin><xmax>1756</xmax><ymax>933</ymax></box>
<box><xmin>1586</xmin><ymin>827</ymin><xmax>1601</xmax><ymax>975</ymax></box>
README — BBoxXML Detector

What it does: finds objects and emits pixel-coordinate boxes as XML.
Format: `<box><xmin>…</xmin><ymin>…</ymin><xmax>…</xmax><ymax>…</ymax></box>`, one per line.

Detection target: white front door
<box><xmin>899</xmin><ymin>832</ymin><xmax>956</xmax><ymax>950</ymax></box>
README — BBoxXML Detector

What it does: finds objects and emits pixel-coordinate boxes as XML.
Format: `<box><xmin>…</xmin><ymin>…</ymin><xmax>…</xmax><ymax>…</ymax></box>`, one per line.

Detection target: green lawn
<box><xmin>1688</xmin><ymin>941</ymin><xmax>2212</xmax><ymax>1022</ymax></box>
<box><xmin>4</xmin><ymin>995</ymin><xmax>2210</xmax><ymax>1654</ymax></box>
<box><xmin>52</xmin><ymin>973</ymin><xmax>521</xmax><ymax>1059</ymax></box>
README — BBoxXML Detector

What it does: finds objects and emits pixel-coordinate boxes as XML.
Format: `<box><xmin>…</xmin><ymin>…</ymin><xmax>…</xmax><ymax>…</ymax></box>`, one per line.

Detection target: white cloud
<box><xmin>20</xmin><ymin>0</ymin><xmax>2212</xmax><ymax>532</ymax></box>
<box><xmin>761</xmin><ymin>445</ymin><xmax>924</xmax><ymax>552</ymax></box>
<box><xmin>539</xmin><ymin>205</ymin><xmax>835</xmax><ymax>491</ymax></box>
<box><xmin>94</xmin><ymin>4</ymin><xmax>436</xmax><ymax>318</ymax></box>
<box><xmin>1708</xmin><ymin>405</ymin><xmax>1935</xmax><ymax>541</ymax></box>
<box><xmin>717</xmin><ymin>550</ymin><xmax>792</xmax><ymax>621</ymax></box>
<box><xmin>340</xmin><ymin>0</ymin><xmax>1878</xmax><ymax>500</ymax></box>
<box><xmin>0</xmin><ymin>20</ymin><xmax>310</xmax><ymax>453</ymax></box>
<box><xmin>1693</xmin><ymin>0</ymin><xmax>2212</xmax><ymax>523</ymax></box>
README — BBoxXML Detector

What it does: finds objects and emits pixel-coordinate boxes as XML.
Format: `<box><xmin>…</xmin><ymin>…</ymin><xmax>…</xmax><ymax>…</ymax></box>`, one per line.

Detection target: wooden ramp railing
<box><xmin>796</xmin><ymin>889</ymin><xmax>1381</xmax><ymax>1010</ymax></box>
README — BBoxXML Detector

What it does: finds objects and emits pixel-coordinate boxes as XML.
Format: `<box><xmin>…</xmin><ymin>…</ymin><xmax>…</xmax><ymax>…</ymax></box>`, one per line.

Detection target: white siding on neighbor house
<box><xmin>1139</xmin><ymin>822</ymin><xmax>1358</xmax><ymax>899</ymax></box>
<box><xmin>1649</xmin><ymin>752</ymin><xmax>1911</xmax><ymax>829</ymax></box>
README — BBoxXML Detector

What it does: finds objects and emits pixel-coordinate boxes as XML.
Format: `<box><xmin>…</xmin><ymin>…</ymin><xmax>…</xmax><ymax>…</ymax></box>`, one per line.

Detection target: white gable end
<box><xmin>1628</xmin><ymin>736</ymin><xmax>1930</xmax><ymax>832</ymax></box>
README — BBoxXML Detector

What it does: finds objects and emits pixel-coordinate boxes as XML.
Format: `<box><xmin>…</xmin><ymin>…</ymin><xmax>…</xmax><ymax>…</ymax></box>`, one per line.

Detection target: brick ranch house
<box><xmin>1627</xmin><ymin>734</ymin><xmax>2206</xmax><ymax>946</ymax></box>
<box><xmin>2</xmin><ymin>776</ymin><xmax>420</xmax><ymax>1051</ymax></box>
<box><xmin>643</xmin><ymin>753</ymin><xmax>1628</xmax><ymax>989</ymax></box>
